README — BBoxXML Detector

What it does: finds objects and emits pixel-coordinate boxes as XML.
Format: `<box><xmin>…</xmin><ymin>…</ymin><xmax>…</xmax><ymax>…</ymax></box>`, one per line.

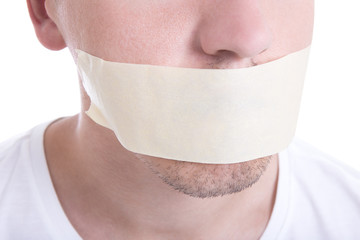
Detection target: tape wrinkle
<box><xmin>86</xmin><ymin>103</ymin><xmax>112</xmax><ymax>130</ymax></box>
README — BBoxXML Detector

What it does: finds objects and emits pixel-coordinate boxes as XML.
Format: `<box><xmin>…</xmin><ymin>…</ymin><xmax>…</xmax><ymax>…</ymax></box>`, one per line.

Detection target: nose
<box><xmin>198</xmin><ymin>0</ymin><xmax>272</xmax><ymax>60</ymax></box>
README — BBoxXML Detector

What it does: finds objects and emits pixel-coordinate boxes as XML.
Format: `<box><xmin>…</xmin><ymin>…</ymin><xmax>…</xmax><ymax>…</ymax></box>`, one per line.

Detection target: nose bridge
<box><xmin>198</xmin><ymin>0</ymin><xmax>272</xmax><ymax>58</ymax></box>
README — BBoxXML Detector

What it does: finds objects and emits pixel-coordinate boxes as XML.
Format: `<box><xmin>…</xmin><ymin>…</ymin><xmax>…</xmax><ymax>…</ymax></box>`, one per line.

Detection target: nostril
<box><xmin>205</xmin><ymin>50</ymin><xmax>257</xmax><ymax>69</ymax></box>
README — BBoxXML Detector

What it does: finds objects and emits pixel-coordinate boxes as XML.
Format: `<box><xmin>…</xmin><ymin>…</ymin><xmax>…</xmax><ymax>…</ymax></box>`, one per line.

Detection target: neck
<box><xmin>44</xmin><ymin>114</ymin><xmax>279</xmax><ymax>240</ymax></box>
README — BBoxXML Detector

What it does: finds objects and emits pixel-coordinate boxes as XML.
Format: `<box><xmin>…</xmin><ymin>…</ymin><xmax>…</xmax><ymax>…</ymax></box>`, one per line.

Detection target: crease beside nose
<box><xmin>198</xmin><ymin>1</ymin><xmax>272</xmax><ymax>59</ymax></box>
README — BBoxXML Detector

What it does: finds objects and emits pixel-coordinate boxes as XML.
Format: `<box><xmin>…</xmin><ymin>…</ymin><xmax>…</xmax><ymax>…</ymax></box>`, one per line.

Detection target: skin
<box><xmin>27</xmin><ymin>0</ymin><xmax>314</xmax><ymax>239</ymax></box>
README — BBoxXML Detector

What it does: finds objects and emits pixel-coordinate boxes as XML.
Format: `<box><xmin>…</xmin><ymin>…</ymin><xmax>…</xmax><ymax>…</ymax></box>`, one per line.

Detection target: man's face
<box><xmin>48</xmin><ymin>0</ymin><xmax>313</xmax><ymax>66</ymax></box>
<box><xmin>47</xmin><ymin>0</ymin><xmax>314</xmax><ymax>198</ymax></box>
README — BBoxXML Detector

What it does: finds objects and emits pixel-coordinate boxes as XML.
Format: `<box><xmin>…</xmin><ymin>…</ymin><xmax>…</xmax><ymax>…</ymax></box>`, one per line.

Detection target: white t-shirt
<box><xmin>1</xmin><ymin>122</ymin><xmax>360</xmax><ymax>240</ymax></box>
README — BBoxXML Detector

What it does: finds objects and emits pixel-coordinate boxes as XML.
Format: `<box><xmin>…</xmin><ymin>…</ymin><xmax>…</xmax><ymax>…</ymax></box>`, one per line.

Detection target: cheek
<box><xmin>255</xmin><ymin>0</ymin><xmax>314</xmax><ymax>62</ymax></box>
<box><xmin>64</xmin><ymin>1</ymin><xmax>196</xmax><ymax>65</ymax></box>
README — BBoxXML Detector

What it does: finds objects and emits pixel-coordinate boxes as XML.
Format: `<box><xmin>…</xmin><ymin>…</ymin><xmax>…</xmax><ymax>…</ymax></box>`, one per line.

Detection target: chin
<box><xmin>136</xmin><ymin>154</ymin><xmax>273</xmax><ymax>198</ymax></box>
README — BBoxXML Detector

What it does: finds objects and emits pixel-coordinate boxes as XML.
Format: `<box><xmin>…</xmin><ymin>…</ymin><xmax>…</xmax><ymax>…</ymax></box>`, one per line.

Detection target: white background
<box><xmin>0</xmin><ymin>1</ymin><xmax>359</xmax><ymax>170</ymax></box>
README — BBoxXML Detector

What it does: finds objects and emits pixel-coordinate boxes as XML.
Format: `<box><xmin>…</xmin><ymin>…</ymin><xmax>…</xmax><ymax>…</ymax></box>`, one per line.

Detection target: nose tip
<box><xmin>198</xmin><ymin>0</ymin><xmax>273</xmax><ymax>60</ymax></box>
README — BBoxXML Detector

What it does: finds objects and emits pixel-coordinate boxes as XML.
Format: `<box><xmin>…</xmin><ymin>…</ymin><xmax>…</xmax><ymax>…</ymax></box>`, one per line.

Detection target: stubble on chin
<box><xmin>138</xmin><ymin>154</ymin><xmax>276</xmax><ymax>199</ymax></box>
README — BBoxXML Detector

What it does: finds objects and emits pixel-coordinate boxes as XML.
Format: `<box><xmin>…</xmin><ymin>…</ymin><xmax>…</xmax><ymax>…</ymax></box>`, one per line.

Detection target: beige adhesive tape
<box><xmin>76</xmin><ymin>46</ymin><xmax>311</xmax><ymax>164</ymax></box>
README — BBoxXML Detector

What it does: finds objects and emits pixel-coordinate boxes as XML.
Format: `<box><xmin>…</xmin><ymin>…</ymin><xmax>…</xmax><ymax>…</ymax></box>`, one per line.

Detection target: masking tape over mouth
<box><xmin>76</xmin><ymin>46</ymin><xmax>311</xmax><ymax>164</ymax></box>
